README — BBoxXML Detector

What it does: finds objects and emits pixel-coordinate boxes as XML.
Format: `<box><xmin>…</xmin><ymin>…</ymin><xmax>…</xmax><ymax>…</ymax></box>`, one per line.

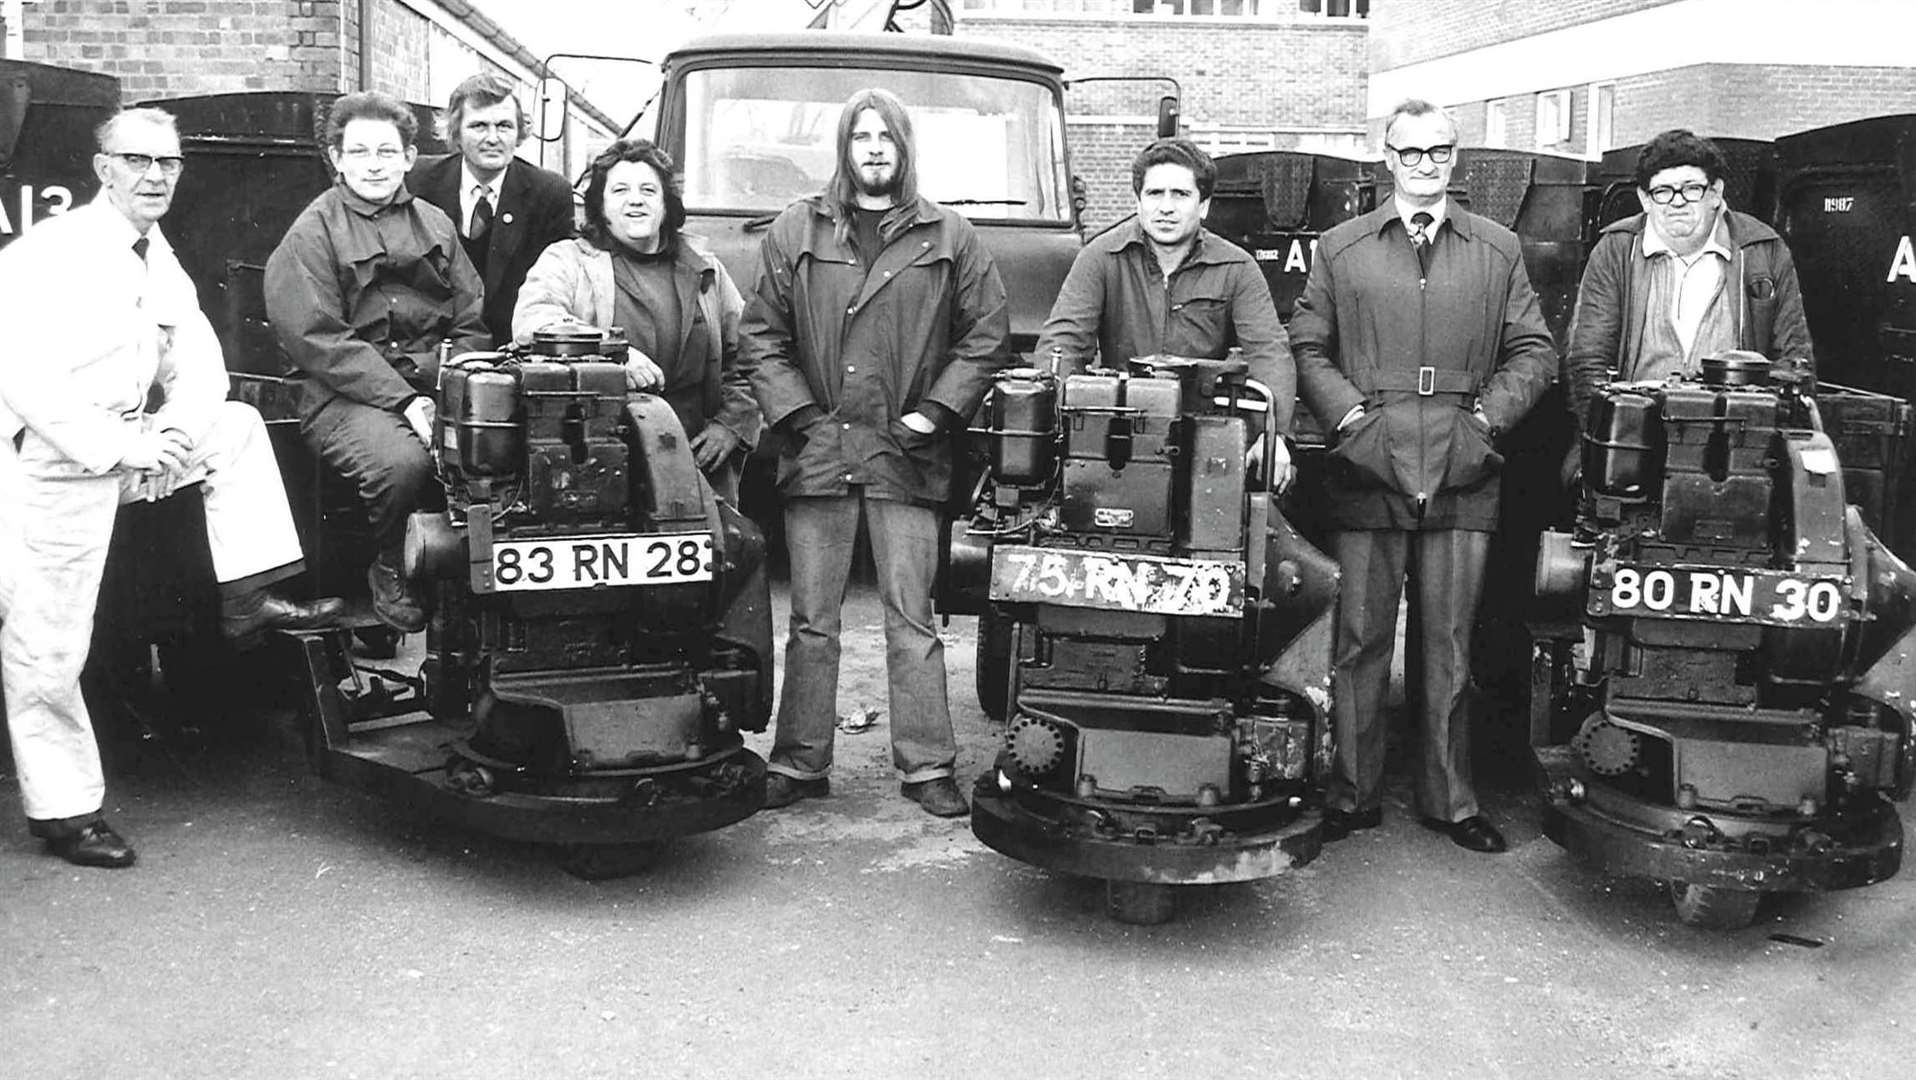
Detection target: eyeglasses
<box><xmin>341</xmin><ymin>146</ymin><xmax>406</xmax><ymax>161</ymax></box>
<box><xmin>1388</xmin><ymin>144</ymin><xmax>1454</xmax><ymax>167</ymax></box>
<box><xmin>109</xmin><ymin>152</ymin><xmax>184</xmax><ymax>177</ymax></box>
<box><xmin>1646</xmin><ymin>182</ymin><xmax>1712</xmax><ymax>206</ymax></box>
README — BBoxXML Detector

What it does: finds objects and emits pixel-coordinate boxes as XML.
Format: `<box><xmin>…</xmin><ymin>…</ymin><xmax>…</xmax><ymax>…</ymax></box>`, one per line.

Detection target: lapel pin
<box><xmin>501</xmin><ymin>212</ymin><xmax>514</xmax><ymax>225</ymax></box>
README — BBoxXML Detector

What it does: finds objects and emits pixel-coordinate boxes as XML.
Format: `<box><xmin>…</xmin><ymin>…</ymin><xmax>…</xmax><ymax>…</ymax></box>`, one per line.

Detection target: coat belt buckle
<box><xmin>1417</xmin><ymin>366</ymin><xmax>1436</xmax><ymax>396</ymax></box>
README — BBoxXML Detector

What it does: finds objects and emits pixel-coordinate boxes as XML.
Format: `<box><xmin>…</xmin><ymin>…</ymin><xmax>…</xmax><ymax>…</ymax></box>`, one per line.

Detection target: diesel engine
<box><xmin>292</xmin><ymin>327</ymin><xmax>772</xmax><ymax>875</ymax></box>
<box><xmin>1532</xmin><ymin>354</ymin><xmax>1916</xmax><ymax>927</ymax></box>
<box><xmin>942</xmin><ymin>353</ymin><xmax>1338</xmax><ymax>924</ymax></box>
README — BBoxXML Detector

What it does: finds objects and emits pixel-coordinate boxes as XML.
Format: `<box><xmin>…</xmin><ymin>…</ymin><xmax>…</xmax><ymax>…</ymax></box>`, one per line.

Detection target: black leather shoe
<box><xmin>901</xmin><ymin>777</ymin><xmax>969</xmax><ymax>818</ymax></box>
<box><xmin>763</xmin><ymin>774</ymin><xmax>830</xmax><ymax>809</ymax></box>
<box><xmin>1422</xmin><ymin>814</ymin><xmax>1507</xmax><ymax>853</ymax></box>
<box><xmin>223</xmin><ymin>595</ymin><xmax>346</xmax><ymax>641</ymax></box>
<box><xmin>1321</xmin><ymin>806</ymin><xmax>1383</xmax><ymax>842</ymax></box>
<box><xmin>44</xmin><ymin>819</ymin><xmax>137</xmax><ymax>869</ymax></box>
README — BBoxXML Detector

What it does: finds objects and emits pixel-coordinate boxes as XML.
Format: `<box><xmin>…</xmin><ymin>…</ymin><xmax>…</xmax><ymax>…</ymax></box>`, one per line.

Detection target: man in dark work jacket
<box><xmin>1290</xmin><ymin>99</ymin><xmax>1556</xmax><ymax>855</ymax></box>
<box><xmin>408</xmin><ymin>72</ymin><xmax>575</xmax><ymax>347</ymax></box>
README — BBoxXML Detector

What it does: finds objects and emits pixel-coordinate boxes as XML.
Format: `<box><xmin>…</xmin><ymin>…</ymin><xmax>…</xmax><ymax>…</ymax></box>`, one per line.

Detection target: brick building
<box><xmin>5</xmin><ymin>0</ymin><xmax>615</xmax><ymax>173</ymax></box>
<box><xmin>954</xmin><ymin>0</ymin><xmax>1369</xmax><ymax>230</ymax></box>
<box><xmin>1369</xmin><ymin>0</ymin><xmax>1916</xmax><ymax>155</ymax></box>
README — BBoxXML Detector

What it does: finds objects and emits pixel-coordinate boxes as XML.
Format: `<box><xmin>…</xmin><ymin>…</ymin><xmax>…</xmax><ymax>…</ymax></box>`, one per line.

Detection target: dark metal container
<box><xmin>988</xmin><ymin>369</ymin><xmax>1056</xmax><ymax>486</ymax></box>
<box><xmin>1582</xmin><ymin>387</ymin><xmax>1661</xmax><ymax>498</ymax></box>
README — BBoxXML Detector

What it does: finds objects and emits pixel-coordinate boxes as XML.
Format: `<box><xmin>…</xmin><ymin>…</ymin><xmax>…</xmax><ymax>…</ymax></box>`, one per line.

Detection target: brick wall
<box><xmin>1369</xmin><ymin>0</ymin><xmax>1680</xmax><ymax>69</ymax></box>
<box><xmin>369</xmin><ymin>0</ymin><xmax>429</xmax><ymax>102</ymax></box>
<box><xmin>23</xmin><ymin>0</ymin><xmax>345</xmax><ymax>99</ymax></box>
<box><xmin>960</xmin><ymin>12</ymin><xmax>1366</xmax><ymax>232</ymax></box>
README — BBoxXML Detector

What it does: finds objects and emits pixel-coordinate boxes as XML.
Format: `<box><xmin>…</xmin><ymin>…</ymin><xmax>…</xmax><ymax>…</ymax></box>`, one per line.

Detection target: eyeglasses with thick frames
<box><xmin>1646</xmin><ymin>182</ymin><xmax>1711</xmax><ymax>206</ymax></box>
<box><xmin>1388</xmin><ymin>144</ymin><xmax>1454</xmax><ymax>167</ymax></box>
<box><xmin>109</xmin><ymin>152</ymin><xmax>184</xmax><ymax>177</ymax></box>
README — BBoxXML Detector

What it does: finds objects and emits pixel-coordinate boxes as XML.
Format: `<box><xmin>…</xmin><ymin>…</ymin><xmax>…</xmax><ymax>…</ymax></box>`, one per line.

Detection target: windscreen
<box><xmin>676</xmin><ymin>64</ymin><xmax>1070</xmax><ymax>223</ymax></box>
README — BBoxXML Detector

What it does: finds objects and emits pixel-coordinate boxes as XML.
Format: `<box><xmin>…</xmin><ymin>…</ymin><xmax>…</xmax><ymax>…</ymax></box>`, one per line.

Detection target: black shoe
<box><xmin>222</xmin><ymin>594</ymin><xmax>346</xmax><ymax>641</ymax></box>
<box><xmin>1321</xmin><ymin>806</ymin><xmax>1383</xmax><ymax>843</ymax></box>
<box><xmin>368</xmin><ymin>560</ymin><xmax>427</xmax><ymax>633</ymax></box>
<box><xmin>43</xmin><ymin>819</ymin><xmax>137</xmax><ymax>869</ymax></box>
<box><xmin>763</xmin><ymin>774</ymin><xmax>830</xmax><ymax>809</ymax></box>
<box><xmin>1422</xmin><ymin>814</ymin><xmax>1507</xmax><ymax>853</ymax></box>
<box><xmin>900</xmin><ymin>777</ymin><xmax>969</xmax><ymax>818</ymax></box>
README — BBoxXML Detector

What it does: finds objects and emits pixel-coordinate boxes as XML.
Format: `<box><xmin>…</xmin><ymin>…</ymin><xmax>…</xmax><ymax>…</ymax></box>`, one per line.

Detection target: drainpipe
<box><xmin>4</xmin><ymin>0</ymin><xmax>25</xmax><ymax>60</ymax></box>
<box><xmin>358</xmin><ymin>0</ymin><xmax>373</xmax><ymax>91</ymax></box>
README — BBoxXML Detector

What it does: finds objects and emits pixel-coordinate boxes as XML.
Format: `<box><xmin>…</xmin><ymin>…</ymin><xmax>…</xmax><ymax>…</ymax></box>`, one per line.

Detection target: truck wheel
<box><xmin>975</xmin><ymin>611</ymin><xmax>1012</xmax><ymax>724</ymax></box>
<box><xmin>1106</xmin><ymin>880</ymin><xmax>1176</xmax><ymax>925</ymax></box>
<box><xmin>1669</xmin><ymin>881</ymin><xmax>1762</xmax><ymax>930</ymax></box>
<box><xmin>556</xmin><ymin>843</ymin><xmax>659</xmax><ymax>881</ymax></box>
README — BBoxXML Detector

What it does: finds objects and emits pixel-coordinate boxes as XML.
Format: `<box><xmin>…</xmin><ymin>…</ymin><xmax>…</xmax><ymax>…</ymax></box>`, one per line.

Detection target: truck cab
<box><xmin>643</xmin><ymin>32</ymin><xmax>1082</xmax><ymax>354</ymax></box>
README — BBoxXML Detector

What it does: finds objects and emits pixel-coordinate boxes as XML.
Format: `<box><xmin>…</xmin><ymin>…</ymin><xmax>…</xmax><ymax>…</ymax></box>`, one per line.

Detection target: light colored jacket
<box><xmin>513</xmin><ymin>234</ymin><xmax>760</xmax><ymax>450</ymax></box>
<box><xmin>0</xmin><ymin>199</ymin><xmax>226</xmax><ymax>476</ymax></box>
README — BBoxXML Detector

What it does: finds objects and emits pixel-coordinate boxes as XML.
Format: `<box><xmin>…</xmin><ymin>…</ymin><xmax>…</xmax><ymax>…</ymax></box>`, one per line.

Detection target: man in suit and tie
<box><xmin>408</xmin><ymin>73</ymin><xmax>576</xmax><ymax>347</ymax></box>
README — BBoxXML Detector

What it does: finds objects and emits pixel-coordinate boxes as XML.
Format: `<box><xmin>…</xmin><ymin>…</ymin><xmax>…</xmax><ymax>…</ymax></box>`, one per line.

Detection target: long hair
<box><xmin>579</xmin><ymin>138</ymin><xmax>686</xmax><ymax>255</ymax></box>
<box><xmin>826</xmin><ymin>88</ymin><xmax>918</xmax><ymax>244</ymax></box>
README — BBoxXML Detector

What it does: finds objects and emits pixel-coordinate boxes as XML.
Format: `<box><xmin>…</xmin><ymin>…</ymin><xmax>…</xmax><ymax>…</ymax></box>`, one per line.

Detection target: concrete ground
<box><xmin>4</xmin><ymin>584</ymin><xmax>1915</xmax><ymax>1079</ymax></box>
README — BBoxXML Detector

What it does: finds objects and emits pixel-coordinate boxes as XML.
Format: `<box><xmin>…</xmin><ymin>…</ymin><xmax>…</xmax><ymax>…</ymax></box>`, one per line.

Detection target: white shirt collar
<box><xmin>1642</xmin><ymin>206</ymin><xmax>1733</xmax><ymax>262</ymax></box>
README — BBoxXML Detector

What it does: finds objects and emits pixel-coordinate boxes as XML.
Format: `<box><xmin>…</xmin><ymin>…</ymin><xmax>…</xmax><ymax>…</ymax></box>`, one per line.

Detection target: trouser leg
<box><xmin>1</xmin><ymin>451</ymin><xmax>120</xmax><ymax>822</ymax></box>
<box><xmin>1410</xmin><ymin>528</ymin><xmax>1491</xmax><ymax>822</ymax></box>
<box><xmin>187</xmin><ymin>401</ymin><xmax>308</xmax><ymax>584</ymax></box>
<box><xmin>1327</xmin><ymin>529</ymin><xmax>1408</xmax><ymax>814</ymax></box>
<box><xmin>865</xmin><ymin>495</ymin><xmax>955</xmax><ymax>783</ymax></box>
<box><xmin>768</xmin><ymin>494</ymin><xmax>859</xmax><ymax>780</ymax></box>
<box><xmin>302</xmin><ymin>397</ymin><xmax>434</xmax><ymax>563</ymax></box>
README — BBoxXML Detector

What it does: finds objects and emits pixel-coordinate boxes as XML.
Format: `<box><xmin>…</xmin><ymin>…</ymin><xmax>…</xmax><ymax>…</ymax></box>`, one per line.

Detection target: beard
<box><xmin>852</xmin><ymin>160</ymin><xmax>900</xmax><ymax>199</ymax></box>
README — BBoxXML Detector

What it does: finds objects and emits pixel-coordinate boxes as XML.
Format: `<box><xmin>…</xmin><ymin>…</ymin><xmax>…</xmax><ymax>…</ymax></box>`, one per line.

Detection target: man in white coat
<box><xmin>0</xmin><ymin>107</ymin><xmax>342</xmax><ymax>868</ymax></box>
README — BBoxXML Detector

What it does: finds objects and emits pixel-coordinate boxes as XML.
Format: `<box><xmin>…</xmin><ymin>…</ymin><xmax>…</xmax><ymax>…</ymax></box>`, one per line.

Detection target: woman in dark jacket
<box><xmin>513</xmin><ymin>139</ymin><xmax>760</xmax><ymax>498</ymax></box>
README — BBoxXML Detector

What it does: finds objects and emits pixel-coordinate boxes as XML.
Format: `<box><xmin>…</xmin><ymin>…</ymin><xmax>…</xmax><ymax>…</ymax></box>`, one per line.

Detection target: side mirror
<box><xmin>1156</xmin><ymin>95</ymin><xmax>1180</xmax><ymax>139</ymax></box>
<box><xmin>536</xmin><ymin>77</ymin><xmax>567</xmax><ymax>143</ymax></box>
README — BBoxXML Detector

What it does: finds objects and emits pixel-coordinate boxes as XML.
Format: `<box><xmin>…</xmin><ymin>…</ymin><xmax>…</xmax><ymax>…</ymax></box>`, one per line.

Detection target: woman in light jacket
<box><xmin>514</xmin><ymin>138</ymin><xmax>759</xmax><ymax>498</ymax></box>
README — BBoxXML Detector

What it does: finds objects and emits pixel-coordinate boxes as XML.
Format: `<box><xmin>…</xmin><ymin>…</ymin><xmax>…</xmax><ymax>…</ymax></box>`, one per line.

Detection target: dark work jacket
<box><xmin>264</xmin><ymin>181</ymin><xmax>489</xmax><ymax>420</ymax></box>
<box><xmin>1563</xmin><ymin>209</ymin><xmax>1814</xmax><ymax>435</ymax></box>
<box><xmin>1033</xmin><ymin>219</ymin><xmax>1296</xmax><ymax>434</ymax></box>
<box><xmin>407</xmin><ymin>154</ymin><xmax>576</xmax><ymax>347</ymax></box>
<box><xmin>1290</xmin><ymin>203</ymin><xmax>1557</xmax><ymax>531</ymax></box>
<box><xmin>742</xmin><ymin>194</ymin><xmax>1011</xmax><ymax>506</ymax></box>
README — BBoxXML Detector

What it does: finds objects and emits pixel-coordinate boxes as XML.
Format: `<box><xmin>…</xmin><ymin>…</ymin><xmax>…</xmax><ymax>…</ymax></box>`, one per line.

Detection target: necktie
<box><xmin>132</xmin><ymin>236</ymin><xmax>150</xmax><ymax>262</ymax></box>
<box><xmin>469</xmin><ymin>188</ymin><xmax>493</xmax><ymax>241</ymax></box>
<box><xmin>1409</xmin><ymin>211</ymin><xmax>1433</xmax><ymax>248</ymax></box>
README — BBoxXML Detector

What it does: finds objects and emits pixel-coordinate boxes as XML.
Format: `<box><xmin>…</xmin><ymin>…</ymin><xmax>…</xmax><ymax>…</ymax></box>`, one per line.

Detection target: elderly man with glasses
<box><xmin>0</xmin><ymin>107</ymin><xmax>344</xmax><ymax>868</ymax></box>
<box><xmin>1289</xmin><ymin>98</ymin><xmax>1556</xmax><ymax>854</ymax></box>
<box><xmin>1563</xmin><ymin>128</ymin><xmax>1813</xmax><ymax>457</ymax></box>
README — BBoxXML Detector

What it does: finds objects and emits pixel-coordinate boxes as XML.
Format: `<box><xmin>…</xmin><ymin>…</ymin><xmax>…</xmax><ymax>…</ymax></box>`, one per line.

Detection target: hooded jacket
<box><xmin>1563</xmin><ymin>208</ymin><xmax>1814</xmax><ymax>432</ymax></box>
<box><xmin>1290</xmin><ymin>202</ymin><xmax>1557</xmax><ymax>532</ymax></box>
<box><xmin>742</xmin><ymin>193</ymin><xmax>1010</xmax><ymax>506</ymax></box>
<box><xmin>264</xmin><ymin>180</ymin><xmax>489</xmax><ymax>422</ymax></box>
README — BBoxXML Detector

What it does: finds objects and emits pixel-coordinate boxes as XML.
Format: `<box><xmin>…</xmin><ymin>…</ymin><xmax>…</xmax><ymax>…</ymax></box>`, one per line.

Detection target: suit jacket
<box><xmin>407</xmin><ymin>153</ymin><xmax>575</xmax><ymax>346</ymax></box>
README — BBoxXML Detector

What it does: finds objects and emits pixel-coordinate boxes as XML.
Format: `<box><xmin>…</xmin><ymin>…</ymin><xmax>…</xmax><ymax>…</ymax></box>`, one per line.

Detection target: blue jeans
<box><xmin>770</xmin><ymin>491</ymin><xmax>955</xmax><ymax>783</ymax></box>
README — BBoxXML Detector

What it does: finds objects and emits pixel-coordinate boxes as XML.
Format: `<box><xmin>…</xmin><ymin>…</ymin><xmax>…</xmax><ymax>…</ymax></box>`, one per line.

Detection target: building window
<box><xmin>1591</xmin><ymin>82</ymin><xmax>1616</xmax><ymax>154</ymax></box>
<box><xmin>1536</xmin><ymin>88</ymin><xmax>1573</xmax><ymax>147</ymax></box>
<box><xmin>1188</xmin><ymin>126</ymin><xmax>1278</xmax><ymax>155</ymax></box>
<box><xmin>1484</xmin><ymin>100</ymin><xmax>1508</xmax><ymax>149</ymax></box>
<box><xmin>1128</xmin><ymin>0</ymin><xmax>1292</xmax><ymax>14</ymax></box>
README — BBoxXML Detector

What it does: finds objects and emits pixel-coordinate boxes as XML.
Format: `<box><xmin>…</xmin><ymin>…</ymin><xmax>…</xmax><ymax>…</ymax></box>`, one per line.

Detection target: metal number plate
<box><xmin>1589</xmin><ymin>564</ymin><xmax>1848</xmax><ymax>627</ymax></box>
<box><xmin>987</xmin><ymin>544</ymin><xmax>1244</xmax><ymax>617</ymax></box>
<box><xmin>488</xmin><ymin>533</ymin><xmax>714</xmax><ymax>593</ymax></box>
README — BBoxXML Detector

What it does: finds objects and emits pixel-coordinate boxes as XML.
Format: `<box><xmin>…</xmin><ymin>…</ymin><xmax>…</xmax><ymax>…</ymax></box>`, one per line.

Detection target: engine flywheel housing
<box><xmin>1006</xmin><ymin>716</ymin><xmax>1065</xmax><ymax>775</ymax></box>
<box><xmin>1572</xmin><ymin>713</ymin><xmax>1641</xmax><ymax>776</ymax></box>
